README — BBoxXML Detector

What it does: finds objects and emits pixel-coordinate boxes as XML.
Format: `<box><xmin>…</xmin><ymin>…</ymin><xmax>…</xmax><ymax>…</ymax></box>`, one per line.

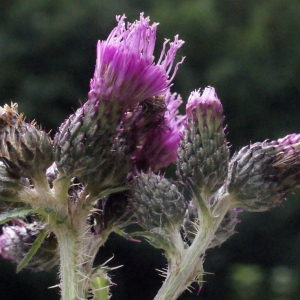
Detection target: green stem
<box><xmin>54</xmin><ymin>213</ymin><xmax>112</xmax><ymax>300</ymax></box>
<box><xmin>52</xmin><ymin>174</ymin><xmax>71</xmax><ymax>205</ymax></box>
<box><xmin>91</xmin><ymin>277</ymin><xmax>110</xmax><ymax>300</ymax></box>
<box><xmin>54</xmin><ymin>225</ymin><xmax>80</xmax><ymax>300</ymax></box>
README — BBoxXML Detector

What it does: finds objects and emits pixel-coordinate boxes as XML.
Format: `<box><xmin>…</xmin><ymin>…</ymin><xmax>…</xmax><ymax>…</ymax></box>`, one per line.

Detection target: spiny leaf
<box><xmin>16</xmin><ymin>229</ymin><xmax>48</xmax><ymax>273</ymax></box>
<box><xmin>0</xmin><ymin>207</ymin><xmax>38</xmax><ymax>225</ymax></box>
<box><xmin>113</xmin><ymin>228</ymin><xmax>140</xmax><ymax>243</ymax></box>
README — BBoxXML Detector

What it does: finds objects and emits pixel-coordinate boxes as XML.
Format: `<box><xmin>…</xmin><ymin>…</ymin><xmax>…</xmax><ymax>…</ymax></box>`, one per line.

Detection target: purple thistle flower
<box><xmin>186</xmin><ymin>87</ymin><xmax>224</xmax><ymax>130</ymax></box>
<box><xmin>54</xmin><ymin>13</ymin><xmax>184</xmax><ymax>183</ymax></box>
<box><xmin>89</xmin><ymin>13</ymin><xmax>184</xmax><ymax>109</ymax></box>
<box><xmin>133</xmin><ymin>90</ymin><xmax>185</xmax><ymax>172</ymax></box>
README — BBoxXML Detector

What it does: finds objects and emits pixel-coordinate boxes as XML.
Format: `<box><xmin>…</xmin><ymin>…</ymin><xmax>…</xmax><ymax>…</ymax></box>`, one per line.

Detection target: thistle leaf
<box><xmin>0</xmin><ymin>207</ymin><xmax>38</xmax><ymax>225</ymax></box>
<box><xmin>16</xmin><ymin>229</ymin><xmax>48</xmax><ymax>273</ymax></box>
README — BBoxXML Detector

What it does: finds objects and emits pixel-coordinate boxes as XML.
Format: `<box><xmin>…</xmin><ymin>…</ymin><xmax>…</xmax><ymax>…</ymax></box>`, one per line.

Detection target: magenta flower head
<box><xmin>89</xmin><ymin>13</ymin><xmax>184</xmax><ymax>109</ymax></box>
<box><xmin>177</xmin><ymin>87</ymin><xmax>229</xmax><ymax>199</ymax></box>
<box><xmin>133</xmin><ymin>90</ymin><xmax>185</xmax><ymax>172</ymax></box>
<box><xmin>186</xmin><ymin>87</ymin><xmax>224</xmax><ymax>134</ymax></box>
<box><xmin>55</xmin><ymin>13</ymin><xmax>184</xmax><ymax>185</ymax></box>
<box><xmin>227</xmin><ymin>133</ymin><xmax>300</xmax><ymax>212</ymax></box>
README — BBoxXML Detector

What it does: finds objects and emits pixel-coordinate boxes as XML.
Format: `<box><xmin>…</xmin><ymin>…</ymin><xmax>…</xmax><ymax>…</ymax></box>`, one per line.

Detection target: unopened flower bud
<box><xmin>227</xmin><ymin>134</ymin><xmax>300</xmax><ymax>211</ymax></box>
<box><xmin>54</xmin><ymin>96</ymin><xmax>122</xmax><ymax>180</ymax></box>
<box><xmin>0</xmin><ymin>220</ymin><xmax>58</xmax><ymax>272</ymax></box>
<box><xmin>132</xmin><ymin>172</ymin><xmax>186</xmax><ymax>229</ymax></box>
<box><xmin>0</xmin><ymin>103</ymin><xmax>53</xmax><ymax>178</ymax></box>
<box><xmin>177</xmin><ymin>88</ymin><xmax>229</xmax><ymax>197</ymax></box>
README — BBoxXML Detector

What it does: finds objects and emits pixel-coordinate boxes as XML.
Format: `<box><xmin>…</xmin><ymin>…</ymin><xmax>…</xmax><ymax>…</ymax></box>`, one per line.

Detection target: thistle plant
<box><xmin>0</xmin><ymin>13</ymin><xmax>300</xmax><ymax>300</ymax></box>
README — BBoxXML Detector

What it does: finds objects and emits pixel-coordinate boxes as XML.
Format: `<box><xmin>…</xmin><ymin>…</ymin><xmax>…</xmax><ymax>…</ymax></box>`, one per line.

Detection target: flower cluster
<box><xmin>54</xmin><ymin>14</ymin><xmax>185</xmax><ymax>198</ymax></box>
<box><xmin>0</xmin><ymin>12</ymin><xmax>299</xmax><ymax>300</ymax></box>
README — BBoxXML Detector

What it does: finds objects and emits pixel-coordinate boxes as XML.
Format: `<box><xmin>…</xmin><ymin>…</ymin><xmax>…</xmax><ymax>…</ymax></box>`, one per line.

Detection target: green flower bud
<box><xmin>177</xmin><ymin>88</ymin><xmax>229</xmax><ymax>198</ymax></box>
<box><xmin>53</xmin><ymin>99</ymin><xmax>121</xmax><ymax>179</ymax></box>
<box><xmin>53</xmin><ymin>97</ymin><xmax>138</xmax><ymax>200</ymax></box>
<box><xmin>227</xmin><ymin>134</ymin><xmax>300</xmax><ymax>211</ymax></box>
<box><xmin>132</xmin><ymin>172</ymin><xmax>186</xmax><ymax>229</ymax></box>
<box><xmin>0</xmin><ymin>103</ymin><xmax>53</xmax><ymax>178</ymax></box>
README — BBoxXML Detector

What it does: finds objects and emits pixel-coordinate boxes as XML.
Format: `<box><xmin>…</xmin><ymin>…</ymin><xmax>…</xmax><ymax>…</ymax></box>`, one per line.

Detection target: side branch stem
<box><xmin>154</xmin><ymin>194</ymin><xmax>231</xmax><ymax>300</ymax></box>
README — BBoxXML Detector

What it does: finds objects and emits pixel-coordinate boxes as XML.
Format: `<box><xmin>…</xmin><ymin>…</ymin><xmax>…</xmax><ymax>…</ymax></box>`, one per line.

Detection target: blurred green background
<box><xmin>1</xmin><ymin>0</ymin><xmax>300</xmax><ymax>299</ymax></box>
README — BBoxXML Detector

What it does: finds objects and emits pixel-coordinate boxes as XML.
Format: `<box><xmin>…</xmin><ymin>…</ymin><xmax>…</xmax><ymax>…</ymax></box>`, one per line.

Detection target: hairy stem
<box><xmin>55</xmin><ymin>225</ymin><xmax>80</xmax><ymax>300</ymax></box>
<box><xmin>154</xmin><ymin>193</ymin><xmax>231</xmax><ymax>300</ymax></box>
<box><xmin>54</xmin><ymin>208</ymin><xmax>111</xmax><ymax>300</ymax></box>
